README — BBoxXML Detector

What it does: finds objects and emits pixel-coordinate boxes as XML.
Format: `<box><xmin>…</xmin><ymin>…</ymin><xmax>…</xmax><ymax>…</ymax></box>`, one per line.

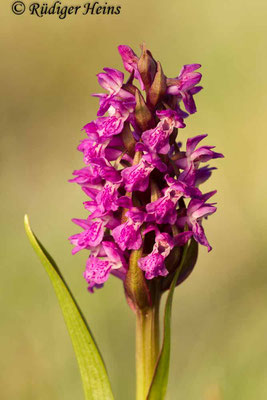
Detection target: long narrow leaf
<box><xmin>24</xmin><ymin>215</ymin><xmax>114</xmax><ymax>400</ymax></box>
<box><xmin>147</xmin><ymin>239</ymin><xmax>197</xmax><ymax>400</ymax></box>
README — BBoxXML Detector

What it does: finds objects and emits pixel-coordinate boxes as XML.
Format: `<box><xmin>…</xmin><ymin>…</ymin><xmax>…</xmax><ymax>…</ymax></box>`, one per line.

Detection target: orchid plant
<box><xmin>25</xmin><ymin>44</ymin><xmax>223</xmax><ymax>400</ymax></box>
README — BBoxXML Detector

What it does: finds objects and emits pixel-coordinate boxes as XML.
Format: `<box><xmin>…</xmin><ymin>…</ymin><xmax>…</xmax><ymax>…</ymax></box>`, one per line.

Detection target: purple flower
<box><xmin>83</xmin><ymin>181</ymin><xmax>121</xmax><ymax>216</ymax></box>
<box><xmin>69</xmin><ymin>218</ymin><xmax>106</xmax><ymax>254</ymax></box>
<box><xmin>138</xmin><ymin>232</ymin><xmax>174</xmax><ymax>279</ymax></box>
<box><xmin>96</xmin><ymin>182</ymin><xmax>121</xmax><ymax>212</ymax></box>
<box><xmin>93</xmin><ymin>68</ymin><xmax>135</xmax><ymax>116</ymax></box>
<box><xmin>156</xmin><ymin>109</ymin><xmax>186</xmax><ymax>129</ymax></box>
<box><xmin>177</xmin><ymin>135</ymin><xmax>224</xmax><ymax>169</ymax></box>
<box><xmin>138</xmin><ymin>253</ymin><xmax>168</xmax><ymax>280</ymax></box>
<box><xmin>69</xmin><ymin>166</ymin><xmax>102</xmax><ymax>186</ymax></box>
<box><xmin>118</xmin><ymin>45</ymin><xmax>144</xmax><ymax>89</ymax></box>
<box><xmin>121</xmin><ymin>158</ymin><xmax>154</xmax><ymax>192</ymax></box>
<box><xmin>83</xmin><ymin>116</ymin><xmax>125</xmax><ymax>143</ymax></box>
<box><xmin>177</xmin><ymin>192</ymin><xmax>217</xmax><ymax>251</ymax></box>
<box><xmin>69</xmin><ymin>44</ymin><xmax>223</xmax><ymax>293</ymax></box>
<box><xmin>112</xmin><ymin>208</ymin><xmax>145</xmax><ymax>251</ymax></box>
<box><xmin>135</xmin><ymin>143</ymin><xmax>167</xmax><ymax>172</ymax></box>
<box><xmin>77</xmin><ymin>140</ymin><xmax>107</xmax><ymax>164</ymax></box>
<box><xmin>84</xmin><ymin>241</ymin><xmax>126</xmax><ymax>292</ymax></box>
<box><xmin>177</xmin><ymin>134</ymin><xmax>224</xmax><ymax>185</ymax></box>
<box><xmin>167</xmin><ymin>64</ymin><xmax>202</xmax><ymax>114</ymax></box>
<box><xmin>141</xmin><ymin>119</ymin><xmax>175</xmax><ymax>155</ymax></box>
<box><xmin>146</xmin><ymin>175</ymin><xmax>201</xmax><ymax>224</ymax></box>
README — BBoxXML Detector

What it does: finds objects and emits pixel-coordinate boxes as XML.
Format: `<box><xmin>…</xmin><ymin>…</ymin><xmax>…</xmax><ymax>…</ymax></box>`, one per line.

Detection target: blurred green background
<box><xmin>1</xmin><ymin>0</ymin><xmax>267</xmax><ymax>399</ymax></box>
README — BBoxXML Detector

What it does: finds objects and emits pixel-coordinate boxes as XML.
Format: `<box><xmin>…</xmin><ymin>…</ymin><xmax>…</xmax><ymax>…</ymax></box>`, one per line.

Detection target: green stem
<box><xmin>136</xmin><ymin>294</ymin><xmax>161</xmax><ymax>400</ymax></box>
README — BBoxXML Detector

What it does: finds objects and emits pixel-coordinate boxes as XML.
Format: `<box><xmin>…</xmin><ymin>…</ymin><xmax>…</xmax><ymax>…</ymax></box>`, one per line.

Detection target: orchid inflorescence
<box><xmin>69</xmin><ymin>44</ymin><xmax>223</xmax><ymax>303</ymax></box>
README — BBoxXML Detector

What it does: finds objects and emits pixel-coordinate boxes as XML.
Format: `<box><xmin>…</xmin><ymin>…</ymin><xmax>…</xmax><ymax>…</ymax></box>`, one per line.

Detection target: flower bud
<box><xmin>137</xmin><ymin>43</ymin><xmax>157</xmax><ymax>92</ymax></box>
<box><xmin>147</xmin><ymin>61</ymin><xmax>167</xmax><ymax>107</ymax></box>
<box><xmin>134</xmin><ymin>89</ymin><xmax>154</xmax><ymax>131</ymax></box>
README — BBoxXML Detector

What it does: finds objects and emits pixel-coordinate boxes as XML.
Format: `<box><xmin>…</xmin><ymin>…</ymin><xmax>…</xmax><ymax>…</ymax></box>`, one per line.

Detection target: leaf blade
<box><xmin>147</xmin><ymin>240</ymin><xmax>196</xmax><ymax>400</ymax></box>
<box><xmin>24</xmin><ymin>215</ymin><xmax>114</xmax><ymax>400</ymax></box>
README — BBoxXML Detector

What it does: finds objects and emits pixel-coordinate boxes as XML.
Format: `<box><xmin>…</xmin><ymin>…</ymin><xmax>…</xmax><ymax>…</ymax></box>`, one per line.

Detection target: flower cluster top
<box><xmin>69</xmin><ymin>44</ymin><xmax>223</xmax><ymax>294</ymax></box>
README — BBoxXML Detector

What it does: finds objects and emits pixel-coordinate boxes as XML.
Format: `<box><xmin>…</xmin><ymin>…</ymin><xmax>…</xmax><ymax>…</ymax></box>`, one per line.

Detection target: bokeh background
<box><xmin>1</xmin><ymin>0</ymin><xmax>267</xmax><ymax>399</ymax></box>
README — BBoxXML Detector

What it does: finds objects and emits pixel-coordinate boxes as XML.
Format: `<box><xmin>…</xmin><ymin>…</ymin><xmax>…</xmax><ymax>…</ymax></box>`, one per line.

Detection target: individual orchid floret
<box><xmin>69</xmin><ymin>165</ymin><xmax>102</xmax><ymax>186</ymax></box>
<box><xmin>167</xmin><ymin>64</ymin><xmax>202</xmax><ymax>114</ymax></box>
<box><xmin>70</xmin><ymin>159</ymin><xmax>121</xmax><ymax>188</ymax></box>
<box><xmin>146</xmin><ymin>175</ymin><xmax>201</xmax><ymax>224</ymax></box>
<box><xmin>180</xmin><ymin>164</ymin><xmax>217</xmax><ymax>187</ymax></box>
<box><xmin>177</xmin><ymin>134</ymin><xmax>224</xmax><ymax>185</ymax></box>
<box><xmin>112</xmin><ymin>208</ymin><xmax>145</xmax><ymax>251</ymax></box>
<box><xmin>118</xmin><ymin>45</ymin><xmax>144</xmax><ymax>90</ymax></box>
<box><xmin>138</xmin><ymin>253</ymin><xmax>168</xmax><ymax>280</ymax></box>
<box><xmin>95</xmin><ymin>182</ymin><xmax>121</xmax><ymax>212</ymax></box>
<box><xmin>177</xmin><ymin>192</ymin><xmax>217</xmax><ymax>251</ymax></box>
<box><xmin>83</xmin><ymin>115</ymin><xmax>125</xmax><ymax>143</ymax></box>
<box><xmin>141</xmin><ymin>118</ymin><xmax>176</xmax><ymax>155</ymax></box>
<box><xmin>137</xmin><ymin>231</ymin><xmax>192</xmax><ymax>280</ymax></box>
<box><xmin>97</xmin><ymin>68</ymin><xmax>125</xmax><ymax>95</ymax></box>
<box><xmin>138</xmin><ymin>232</ymin><xmax>174</xmax><ymax>279</ymax></box>
<box><xmin>83</xmin><ymin>181</ymin><xmax>122</xmax><ymax>216</ymax></box>
<box><xmin>84</xmin><ymin>241</ymin><xmax>127</xmax><ymax>292</ymax></box>
<box><xmin>156</xmin><ymin>109</ymin><xmax>186</xmax><ymax>129</ymax></box>
<box><xmin>121</xmin><ymin>157</ymin><xmax>154</xmax><ymax>192</ymax></box>
<box><xmin>90</xmin><ymin>158</ymin><xmax>122</xmax><ymax>182</ymax></box>
<box><xmin>77</xmin><ymin>139</ymin><xmax>108</xmax><ymax>164</ymax></box>
<box><xmin>135</xmin><ymin>143</ymin><xmax>167</xmax><ymax>172</ymax></box>
<box><xmin>69</xmin><ymin>217</ymin><xmax>107</xmax><ymax>254</ymax></box>
<box><xmin>93</xmin><ymin>67</ymin><xmax>135</xmax><ymax>116</ymax></box>
<box><xmin>177</xmin><ymin>134</ymin><xmax>224</xmax><ymax>170</ymax></box>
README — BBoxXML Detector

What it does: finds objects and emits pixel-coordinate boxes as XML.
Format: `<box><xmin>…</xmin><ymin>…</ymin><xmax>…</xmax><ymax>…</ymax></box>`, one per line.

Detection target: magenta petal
<box><xmin>121</xmin><ymin>159</ymin><xmax>154</xmax><ymax>192</ymax></box>
<box><xmin>192</xmin><ymin>222</ymin><xmax>212</xmax><ymax>252</ymax></box>
<box><xmin>71</xmin><ymin>218</ymin><xmax>91</xmax><ymax>229</ymax></box>
<box><xmin>188</xmin><ymin>198</ymin><xmax>205</xmax><ymax>215</ymax></box>
<box><xmin>146</xmin><ymin>197</ymin><xmax>177</xmax><ymax>225</ymax></box>
<box><xmin>102</xmin><ymin>241</ymin><xmax>126</xmax><ymax>267</ymax></box>
<box><xmin>138</xmin><ymin>253</ymin><xmax>169</xmax><ymax>280</ymax></box>
<box><xmin>179</xmin><ymin>64</ymin><xmax>201</xmax><ymax>75</ymax></box>
<box><xmin>84</xmin><ymin>256</ymin><xmax>112</xmax><ymax>286</ymax></box>
<box><xmin>142</xmin><ymin>121</ymin><xmax>172</xmax><ymax>155</ymax></box>
<box><xmin>103</xmin><ymin>68</ymin><xmax>124</xmax><ymax>87</ymax></box>
<box><xmin>192</xmin><ymin>204</ymin><xmax>217</xmax><ymax>220</ymax></box>
<box><xmin>181</xmin><ymin>91</ymin><xmax>197</xmax><ymax>114</ymax></box>
<box><xmin>112</xmin><ymin>223</ymin><xmax>142</xmax><ymax>251</ymax></box>
<box><xmin>201</xmin><ymin>190</ymin><xmax>217</xmax><ymax>202</ymax></box>
<box><xmin>97</xmin><ymin>68</ymin><xmax>124</xmax><ymax>93</ymax></box>
<box><xmin>186</xmin><ymin>134</ymin><xmax>208</xmax><ymax>155</ymax></box>
<box><xmin>195</xmin><ymin>166</ymin><xmax>216</xmax><ymax>186</ymax></box>
<box><xmin>190</xmin><ymin>86</ymin><xmax>203</xmax><ymax>95</ymax></box>
<box><xmin>174</xmin><ymin>231</ymin><xmax>193</xmax><ymax>246</ymax></box>
<box><xmin>179</xmin><ymin>72</ymin><xmax>202</xmax><ymax>91</ymax></box>
<box><xmin>116</xmin><ymin>196</ymin><xmax>132</xmax><ymax>209</ymax></box>
<box><xmin>118</xmin><ymin>45</ymin><xmax>145</xmax><ymax>90</ymax></box>
<box><xmin>118</xmin><ymin>45</ymin><xmax>138</xmax><ymax>73</ymax></box>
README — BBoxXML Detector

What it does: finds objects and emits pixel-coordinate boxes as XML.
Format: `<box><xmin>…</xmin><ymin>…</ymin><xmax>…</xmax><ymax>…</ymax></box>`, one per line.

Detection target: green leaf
<box><xmin>147</xmin><ymin>240</ymin><xmax>195</xmax><ymax>400</ymax></box>
<box><xmin>24</xmin><ymin>215</ymin><xmax>114</xmax><ymax>400</ymax></box>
